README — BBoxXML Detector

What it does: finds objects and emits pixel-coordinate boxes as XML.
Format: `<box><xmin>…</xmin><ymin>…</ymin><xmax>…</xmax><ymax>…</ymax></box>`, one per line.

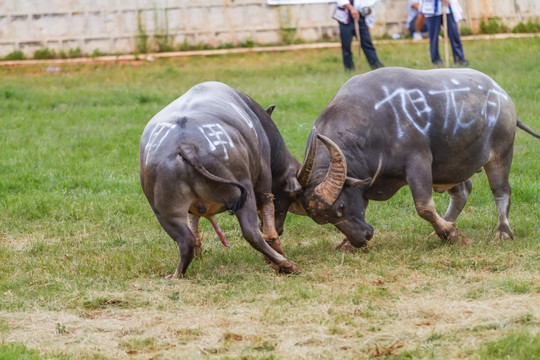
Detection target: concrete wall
<box><xmin>0</xmin><ymin>0</ymin><xmax>538</xmax><ymax>57</ymax></box>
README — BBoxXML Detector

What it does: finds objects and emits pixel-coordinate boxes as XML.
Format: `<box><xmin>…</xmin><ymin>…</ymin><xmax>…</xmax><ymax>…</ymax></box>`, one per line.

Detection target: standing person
<box><xmin>334</xmin><ymin>0</ymin><xmax>384</xmax><ymax>71</ymax></box>
<box><xmin>407</xmin><ymin>0</ymin><xmax>427</xmax><ymax>40</ymax></box>
<box><xmin>421</xmin><ymin>0</ymin><xmax>469</xmax><ymax>66</ymax></box>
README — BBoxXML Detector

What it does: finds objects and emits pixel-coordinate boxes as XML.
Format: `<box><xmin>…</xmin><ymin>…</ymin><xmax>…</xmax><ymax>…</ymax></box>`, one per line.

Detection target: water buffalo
<box><xmin>293</xmin><ymin>67</ymin><xmax>539</xmax><ymax>248</ymax></box>
<box><xmin>140</xmin><ymin>81</ymin><xmax>301</xmax><ymax>277</ymax></box>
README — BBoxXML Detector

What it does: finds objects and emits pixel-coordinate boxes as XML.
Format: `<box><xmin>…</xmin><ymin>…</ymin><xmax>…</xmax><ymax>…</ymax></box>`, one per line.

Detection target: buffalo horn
<box><xmin>297</xmin><ymin>126</ymin><xmax>318</xmax><ymax>186</ymax></box>
<box><xmin>314</xmin><ymin>134</ymin><xmax>347</xmax><ymax>205</ymax></box>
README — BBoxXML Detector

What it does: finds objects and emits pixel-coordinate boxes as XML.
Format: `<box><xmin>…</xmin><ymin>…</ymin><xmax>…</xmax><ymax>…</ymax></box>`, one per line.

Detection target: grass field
<box><xmin>1</xmin><ymin>37</ymin><xmax>539</xmax><ymax>359</ymax></box>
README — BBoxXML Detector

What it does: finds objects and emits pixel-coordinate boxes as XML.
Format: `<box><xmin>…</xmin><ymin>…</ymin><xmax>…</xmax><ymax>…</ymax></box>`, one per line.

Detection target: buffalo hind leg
<box><xmin>407</xmin><ymin>159</ymin><xmax>467</xmax><ymax>243</ymax></box>
<box><xmin>187</xmin><ymin>213</ymin><xmax>203</xmax><ymax>256</ymax></box>
<box><xmin>484</xmin><ymin>158</ymin><xmax>513</xmax><ymax>241</ymax></box>
<box><xmin>236</xmin><ymin>191</ymin><xmax>298</xmax><ymax>274</ymax></box>
<box><xmin>156</xmin><ymin>213</ymin><xmax>197</xmax><ymax>278</ymax></box>
<box><xmin>444</xmin><ymin>180</ymin><xmax>473</xmax><ymax>223</ymax></box>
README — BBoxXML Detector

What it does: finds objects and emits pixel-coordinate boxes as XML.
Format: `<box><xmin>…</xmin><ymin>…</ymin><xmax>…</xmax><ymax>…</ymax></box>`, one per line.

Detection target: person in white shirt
<box><xmin>335</xmin><ymin>0</ymin><xmax>384</xmax><ymax>71</ymax></box>
<box><xmin>407</xmin><ymin>0</ymin><xmax>427</xmax><ymax>40</ymax></box>
<box><xmin>420</xmin><ymin>0</ymin><xmax>469</xmax><ymax>66</ymax></box>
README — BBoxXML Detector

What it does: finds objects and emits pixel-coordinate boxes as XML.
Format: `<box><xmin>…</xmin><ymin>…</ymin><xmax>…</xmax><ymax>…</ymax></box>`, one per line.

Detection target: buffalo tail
<box><xmin>517</xmin><ymin>118</ymin><xmax>540</xmax><ymax>139</ymax></box>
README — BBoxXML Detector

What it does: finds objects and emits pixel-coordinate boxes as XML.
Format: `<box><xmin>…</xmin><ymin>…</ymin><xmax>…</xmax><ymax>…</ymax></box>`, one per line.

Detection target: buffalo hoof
<box><xmin>441</xmin><ymin>227</ymin><xmax>468</xmax><ymax>245</ymax></box>
<box><xmin>449</xmin><ymin>231</ymin><xmax>468</xmax><ymax>245</ymax></box>
<box><xmin>495</xmin><ymin>224</ymin><xmax>513</xmax><ymax>242</ymax></box>
<box><xmin>271</xmin><ymin>260</ymin><xmax>299</xmax><ymax>275</ymax></box>
<box><xmin>164</xmin><ymin>273</ymin><xmax>182</xmax><ymax>280</ymax></box>
<box><xmin>495</xmin><ymin>231</ymin><xmax>513</xmax><ymax>242</ymax></box>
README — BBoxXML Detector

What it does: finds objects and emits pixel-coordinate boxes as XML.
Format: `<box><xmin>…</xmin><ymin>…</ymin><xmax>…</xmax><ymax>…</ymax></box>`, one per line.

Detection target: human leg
<box><xmin>446</xmin><ymin>12</ymin><xmax>468</xmax><ymax>64</ymax></box>
<box><xmin>358</xmin><ymin>16</ymin><xmax>384</xmax><ymax>69</ymax></box>
<box><xmin>416</xmin><ymin>12</ymin><xmax>427</xmax><ymax>33</ymax></box>
<box><xmin>408</xmin><ymin>14</ymin><xmax>417</xmax><ymax>35</ymax></box>
<box><xmin>426</xmin><ymin>15</ymin><xmax>442</xmax><ymax>65</ymax></box>
<box><xmin>339</xmin><ymin>22</ymin><xmax>355</xmax><ymax>70</ymax></box>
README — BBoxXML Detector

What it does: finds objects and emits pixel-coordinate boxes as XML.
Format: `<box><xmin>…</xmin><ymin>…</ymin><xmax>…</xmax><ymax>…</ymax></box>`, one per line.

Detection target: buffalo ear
<box><xmin>265</xmin><ymin>105</ymin><xmax>276</xmax><ymax>116</ymax></box>
<box><xmin>345</xmin><ymin>176</ymin><xmax>371</xmax><ymax>187</ymax></box>
<box><xmin>283</xmin><ymin>176</ymin><xmax>302</xmax><ymax>195</ymax></box>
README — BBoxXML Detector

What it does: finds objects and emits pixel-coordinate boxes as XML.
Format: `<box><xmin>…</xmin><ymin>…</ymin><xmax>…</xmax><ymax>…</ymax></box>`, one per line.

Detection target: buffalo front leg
<box><xmin>236</xmin><ymin>192</ymin><xmax>298</xmax><ymax>274</ymax></box>
<box><xmin>407</xmin><ymin>160</ymin><xmax>467</xmax><ymax>243</ymax></box>
<box><xmin>157</xmin><ymin>213</ymin><xmax>197</xmax><ymax>278</ymax></box>
<box><xmin>259</xmin><ymin>199</ymin><xmax>284</xmax><ymax>255</ymax></box>
<box><xmin>444</xmin><ymin>180</ymin><xmax>473</xmax><ymax>223</ymax></box>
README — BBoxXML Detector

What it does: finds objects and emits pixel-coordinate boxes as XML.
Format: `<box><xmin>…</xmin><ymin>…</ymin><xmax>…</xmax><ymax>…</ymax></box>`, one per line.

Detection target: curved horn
<box><xmin>314</xmin><ymin>134</ymin><xmax>347</xmax><ymax>205</ymax></box>
<box><xmin>297</xmin><ymin>126</ymin><xmax>318</xmax><ymax>186</ymax></box>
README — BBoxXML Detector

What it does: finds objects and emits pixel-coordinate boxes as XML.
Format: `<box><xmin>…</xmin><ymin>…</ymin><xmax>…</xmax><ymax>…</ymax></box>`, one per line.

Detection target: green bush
<box><xmin>480</xmin><ymin>17</ymin><xmax>510</xmax><ymax>34</ymax></box>
<box><xmin>33</xmin><ymin>47</ymin><xmax>56</xmax><ymax>59</ymax></box>
<box><xmin>460</xmin><ymin>26</ymin><xmax>473</xmax><ymax>36</ymax></box>
<box><xmin>178</xmin><ymin>40</ymin><xmax>213</xmax><ymax>51</ymax></box>
<box><xmin>68</xmin><ymin>47</ymin><xmax>83</xmax><ymax>58</ymax></box>
<box><xmin>239</xmin><ymin>38</ymin><xmax>256</xmax><ymax>48</ymax></box>
<box><xmin>512</xmin><ymin>19</ymin><xmax>540</xmax><ymax>33</ymax></box>
<box><xmin>4</xmin><ymin>50</ymin><xmax>25</xmax><ymax>60</ymax></box>
<box><xmin>91</xmin><ymin>49</ymin><xmax>106</xmax><ymax>58</ymax></box>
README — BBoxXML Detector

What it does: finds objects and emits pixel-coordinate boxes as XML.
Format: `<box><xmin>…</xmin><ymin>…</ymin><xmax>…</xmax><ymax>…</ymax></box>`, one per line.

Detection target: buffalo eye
<box><xmin>336</xmin><ymin>203</ymin><xmax>345</xmax><ymax>217</ymax></box>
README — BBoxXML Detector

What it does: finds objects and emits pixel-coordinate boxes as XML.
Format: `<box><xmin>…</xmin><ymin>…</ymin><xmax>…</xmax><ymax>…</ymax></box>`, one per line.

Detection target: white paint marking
<box><xmin>374</xmin><ymin>81</ymin><xmax>510</xmax><ymax>140</ymax></box>
<box><xmin>374</xmin><ymin>86</ymin><xmax>432</xmax><ymax>138</ymax></box>
<box><xmin>481</xmin><ymin>89</ymin><xmax>508</xmax><ymax>127</ymax></box>
<box><xmin>144</xmin><ymin>122</ymin><xmax>177</xmax><ymax>165</ymax></box>
<box><xmin>229</xmin><ymin>102</ymin><xmax>257</xmax><ymax>138</ymax></box>
<box><xmin>199</xmin><ymin>123</ymin><xmax>235</xmax><ymax>160</ymax></box>
<box><xmin>429</xmin><ymin>85</ymin><xmax>471</xmax><ymax>134</ymax></box>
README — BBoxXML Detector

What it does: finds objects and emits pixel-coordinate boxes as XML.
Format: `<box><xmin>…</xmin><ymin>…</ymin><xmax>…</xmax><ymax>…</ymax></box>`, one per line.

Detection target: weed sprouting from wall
<box><xmin>278</xmin><ymin>5</ymin><xmax>300</xmax><ymax>44</ymax></box>
<box><xmin>137</xmin><ymin>8</ymin><xmax>174</xmax><ymax>53</ymax></box>
<box><xmin>154</xmin><ymin>8</ymin><xmax>174</xmax><ymax>52</ymax></box>
<box><xmin>136</xmin><ymin>9</ymin><xmax>149</xmax><ymax>54</ymax></box>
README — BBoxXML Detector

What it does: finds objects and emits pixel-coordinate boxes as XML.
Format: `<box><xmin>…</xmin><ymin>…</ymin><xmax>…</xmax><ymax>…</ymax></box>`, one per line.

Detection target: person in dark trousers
<box><xmin>335</xmin><ymin>0</ymin><xmax>384</xmax><ymax>71</ymax></box>
<box><xmin>421</xmin><ymin>0</ymin><xmax>469</xmax><ymax>67</ymax></box>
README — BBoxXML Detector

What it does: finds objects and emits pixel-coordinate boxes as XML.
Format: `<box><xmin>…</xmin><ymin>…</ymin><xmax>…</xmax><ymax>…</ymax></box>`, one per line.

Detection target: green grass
<box><xmin>0</xmin><ymin>38</ymin><xmax>539</xmax><ymax>359</ymax></box>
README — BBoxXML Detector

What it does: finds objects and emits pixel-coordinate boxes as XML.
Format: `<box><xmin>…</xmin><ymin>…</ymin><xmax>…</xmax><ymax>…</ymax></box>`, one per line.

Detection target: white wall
<box><xmin>0</xmin><ymin>0</ymin><xmax>538</xmax><ymax>57</ymax></box>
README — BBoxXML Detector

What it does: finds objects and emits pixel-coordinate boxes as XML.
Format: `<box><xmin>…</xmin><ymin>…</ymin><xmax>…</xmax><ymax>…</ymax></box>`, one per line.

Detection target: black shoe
<box><xmin>432</xmin><ymin>60</ymin><xmax>443</xmax><ymax>68</ymax></box>
<box><xmin>455</xmin><ymin>59</ymin><xmax>470</xmax><ymax>67</ymax></box>
<box><xmin>370</xmin><ymin>62</ymin><xmax>384</xmax><ymax>70</ymax></box>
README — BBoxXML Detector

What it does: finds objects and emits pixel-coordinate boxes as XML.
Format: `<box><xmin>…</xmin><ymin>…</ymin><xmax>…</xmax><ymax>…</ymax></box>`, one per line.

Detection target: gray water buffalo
<box><xmin>293</xmin><ymin>67</ymin><xmax>539</xmax><ymax>248</ymax></box>
<box><xmin>140</xmin><ymin>81</ymin><xmax>301</xmax><ymax>277</ymax></box>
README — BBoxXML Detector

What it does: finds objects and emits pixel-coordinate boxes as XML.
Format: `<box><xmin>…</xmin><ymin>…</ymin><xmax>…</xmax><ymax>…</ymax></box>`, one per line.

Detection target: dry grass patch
<box><xmin>2</xmin><ymin>272</ymin><xmax>540</xmax><ymax>359</ymax></box>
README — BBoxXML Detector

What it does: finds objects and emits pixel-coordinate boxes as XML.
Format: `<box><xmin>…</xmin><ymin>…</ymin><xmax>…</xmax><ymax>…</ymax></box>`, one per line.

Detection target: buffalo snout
<box><xmin>348</xmin><ymin>225</ymin><xmax>374</xmax><ymax>248</ymax></box>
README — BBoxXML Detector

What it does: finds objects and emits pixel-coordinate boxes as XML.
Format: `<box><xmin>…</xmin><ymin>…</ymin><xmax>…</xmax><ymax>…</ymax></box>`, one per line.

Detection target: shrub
<box><xmin>4</xmin><ymin>50</ymin><xmax>25</xmax><ymax>60</ymax></box>
<box><xmin>68</xmin><ymin>47</ymin><xmax>83</xmax><ymax>58</ymax></box>
<box><xmin>33</xmin><ymin>47</ymin><xmax>56</xmax><ymax>59</ymax></box>
<box><xmin>479</xmin><ymin>17</ymin><xmax>510</xmax><ymax>34</ymax></box>
<box><xmin>91</xmin><ymin>49</ymin><xmax>106</xmax><ymax>58</ymax></box>
<box><xmin>460</xmin><ymin>26</ymin><xmax>473</xmax><ymax>36</ymax></box>
<box><xmin>239</xmin><ymin>38</ymin><xmax>256</xmax><ymax>48</ymax></box>
<box><xmin>512</xmin><ymin>19</ymin><xmax>540</xmax><ymax>33</ymax></box>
